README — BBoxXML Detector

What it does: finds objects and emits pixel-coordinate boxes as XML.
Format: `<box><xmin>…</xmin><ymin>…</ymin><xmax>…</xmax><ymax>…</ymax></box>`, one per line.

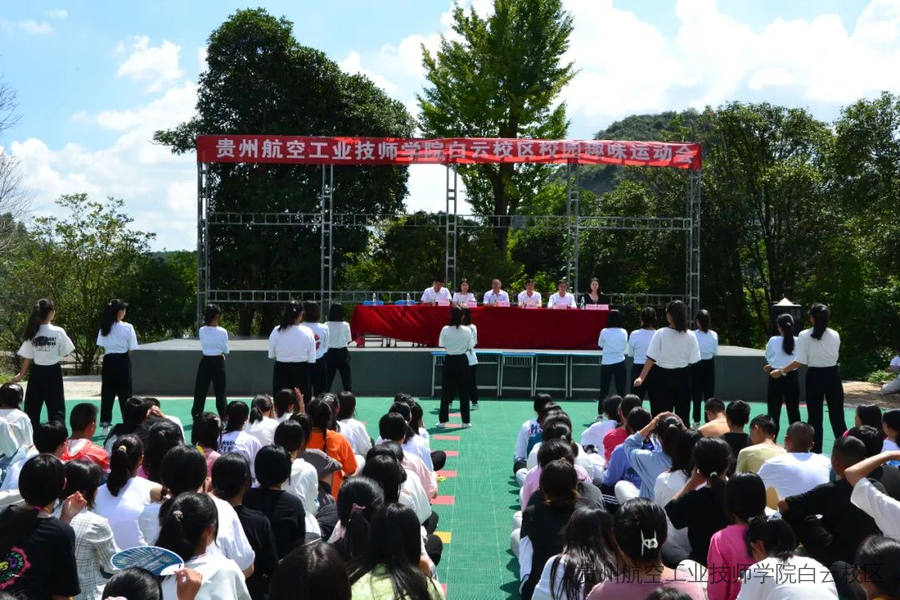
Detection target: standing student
<box><xmin>97</xmin><ymin>299</ymin><xmax>139</xmax><ymax>429</ymax></box>
<box><xmin>452</xmin><ymin>278</ymin><xmax>475</xmax><ymax>305</ymax></box>
<box><xmin>597</xmin><ymin>310</ymin><xmax>628</xmax><ymax>408</ymax></box>
<box><xmin>268</xmin><ymin>301</ymin><xmax>316</xmax><ymax>401</ymax></box>
<box><xmin>461</xmin><ymin>307</ymin><xmax>479</xmax><ymax>409</ymax></box>
<box><xmin>770</xmin><ymin>303</ymin><xmax>847</xmax><ymax>453</ymax></box>
<box><xmin>582</xmin><ymin>277</ymin><xmax>611</xmax><ymax>306</ymax></box>
<box><xmin>517</xmin><ymin>279</ymin><xmax>542</xmax><ymax>308</ymax></box>
<box><xmin>633</xmin><ymin>300</ymin><xmax>701</xmax><ymax>423</ymax></box>
<box><xmin>193</xmin><ymin>303</ymin><xmax>229</xmax><ymax>419</ymax></box>
<box><xmin>547</xmin><ymin>279</ymin><xmax>576</xmax><ymax>309</ymax></box>
<box><xmin>628</xmin><ymin>307</ymin><xmax>657</xmax><ymax>400</ymax></box>
<box><xmin>11</xmin><ymin>298</ymin><xmax>75</xmax><ymax>424</ymax></box>
<box><xmin>438</xmin><ymin>306</ymin><xmax>473</xmax><ymax>428</ymax></box>
<box><xmin>763</xmin><ymin>313</ymin><xmax>800</xmax><ymax>430</ymax></box>
<box><xmin>690</xmin><ymin>310</ymin><xmax>718</xmax><ymax>424</ymax></box>
<box><xmin>303</xmin><ymin>302</ymin><xmax>330</xmax><ymax>397</ymax></box>
<box><xmin>325</xmin><ymin>303</ymin><xmax>352</xmax><ymax>392</ymax></box>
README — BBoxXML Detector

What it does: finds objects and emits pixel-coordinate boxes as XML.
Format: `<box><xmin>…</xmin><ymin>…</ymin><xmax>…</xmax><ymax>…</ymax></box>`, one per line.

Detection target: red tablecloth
<box><xmin>350</xmin><ymin>305</ymin><xmax>609</xmax><ymax>349</ymax></box>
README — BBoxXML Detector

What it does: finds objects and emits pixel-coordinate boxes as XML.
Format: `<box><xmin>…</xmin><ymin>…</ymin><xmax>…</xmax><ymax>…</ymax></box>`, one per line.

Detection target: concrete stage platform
<box><xmin>132</xmin><ymin>339</ymin><xmax>780</xmax><ymax>403</ymax></box>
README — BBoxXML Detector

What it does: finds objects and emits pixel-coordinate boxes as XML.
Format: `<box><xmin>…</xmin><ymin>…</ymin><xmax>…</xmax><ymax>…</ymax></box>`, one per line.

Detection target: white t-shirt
<box><xmin>795</xmin><ymin>327</ymin><xmax>840</xmax><ymax>368</ymax></box>
<box><xmin>94</xmin><ymin>476</ymin><xmax>158</xmax><ymax>549</ymax></box>
<box><xmin>0</xmin><ymin>408</ymin><xmax>32</xmax><ymax>455</ymax></box>
<box><xmin>97</xmin><ymin>321</ymin><xmax>139</xmax><ymax>354</ymax></box>
<box><xmin>283</xmin><ymin>457</ymin><xmax>321</xmax><ymax>537</ymax></box>
<box><xmin>654</xmin><ymin>470</ymin><xmax>692</xmax><ymax>557</ymax></box>
<box><xmin>0</xmin><ymin>446</ymin><xmax>37</xmax><ymax>491</ymax></box>
<box><xmin>161</xmin><ymin>552</ymin><xmax>251</xmax><ymax>600</ymax></box>
<box><xmin>439</xmin><ymin>325</ymin><xmax>473</xmax><ymax>355</ymax></box>
<box><xmin>452</xmin><ymin>291</ymin><xmax>475</xmax><ymax>305</ymax></box>
<box><xmin>199</xmin><ymin>325</ymin><xmax>230</xmax><ymax>356</ymax></box>
<box><xmin>17</xmin><ymin>323</ymin><xmax>75</xmax><ymax>365</ymax></box>
<box><xmin>421</xmin><ymin>286</ymin><xmax>451</xmax><ymax>303</ymax></box>
<box><xmin>757</xmin><ymin>452</ymin><xmax>831</xmax><ymax>502</ymax></box>
<box><xmin>646</xmin><ymin>327</ymin><xmax>701</xmax><ymax>369</ymax></box>
<box><xmin>850</xmin><ymin>476</ymin><xmax>900</xmax><ymax>539</ymax></box>
<box><xmin>245</xmin><ymin>417</ymin><xmax>279</xmax><ymax>446</ymax></box>
<box><xmin>219</xmin><ymin>430</ymin><xmax>262</xmax><ymax>473</ymax></box>
<box><xmin>326</xmin><ymin>321</ymin><xmax>352</xmax><ymax>348</ymax></box>
<box><xmin>737</xmin><ymin>555</ymin><xmax>838</xmax><ymax>600</ymax></box>
<box><xmin>533</xmin><ymin>555</ymin><xmax>582</xmax><ymax>600</ymax></box>
<box><xmin>765</xmin><ymin>336</ymin><xmax>797</xmax><ymax>370</ymax></box>
<box><xmin>268</xmin><ymin>324</ymin><xmax>316</xmax><ymax>363</ymax></box>
<box><xmin>339</xmin><ymin>418</ymin><xmax>372</xmax><ymax>456</ymax></box>
<box><xmin>628</xmin><ymin>328</ymin><xmax>656</xmax><ymax>365</ymax></box>
<box><xmin>517</xmin><ymin>290</ymin><xmax>542</xmax><ymax>307</ymax></box>
<box><xmin>404</xmin><ymin>435</ymin><xmax>434</xmax><ymax>471</ymax></box>
<box><xmin>483</xmin><ymin>289</ymin><xmax>510</xmax><ymax>305</ymax></box>
<box><xmin>694</xmin><ymin>329</ymin><xmax>718</xmax><ymax>360</ymax></box>
<box><xmin>547</xmin><ymin>292</ymin><xmax>576</xmax><ymax>309</ymax></box>
<box><xmin>581</xmin><ymin>419</ymin><xmax>617</xmax><ymax>451</ymax></box>
<box><xmin>305</xmin><ymin>322</ymin><xmax>329</xmax><ymax>360</ymax></box>
<box><xmin>401</xmin><ymin>468</ymin><xmax>432</xmax><ymax>524</ymax></box>
<box><xmin>890</xmin><ymin>355</ymin><xmax>900</xmax><ymax>372</ymax></box>
<box><xmin>598</xmin><ymin>328</ymin><xmax>627</xmax><ymax>365</ymax></box>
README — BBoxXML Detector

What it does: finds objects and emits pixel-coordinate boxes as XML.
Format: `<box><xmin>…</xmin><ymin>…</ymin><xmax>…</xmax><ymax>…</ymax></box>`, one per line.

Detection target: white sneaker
<box><xmin>437</xmin><ymin>422</ymin><xmax>448</xmax><ymax>428</ymax></box>
<box><xmin>460</xmin><ymin>423</ymin><xmax>472</xmax><ymax>429</ymax></box>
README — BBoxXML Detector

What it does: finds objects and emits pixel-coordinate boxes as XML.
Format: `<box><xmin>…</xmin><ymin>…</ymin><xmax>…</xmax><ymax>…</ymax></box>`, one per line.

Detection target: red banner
<box><xmin>196</xmin><ymin>135</ymin><xmax>701</xmax><ymax>170</ymax></box>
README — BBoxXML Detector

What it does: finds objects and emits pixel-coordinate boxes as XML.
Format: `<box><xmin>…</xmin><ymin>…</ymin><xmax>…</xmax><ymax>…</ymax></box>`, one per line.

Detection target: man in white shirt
<box><xmin>846</xmin><ymin>450</ymin><xmax>900</xmax><ymax>539</ymax></box>
<box><xmin>758</xmin><ymin>422</ymin><xmax>831</xmax><ymax>509</ymax></box>
<box><xmin>421</xmin><ymin>278</ymin><xmax>451</xmax><ymax>304</ymax></box>
<box><xmin>547</xmin><ymin>279</ymin><xmax>576</xmax><ymax>309</ymax></box>
<box><xmin>483</xmin><ymin>279</ymin><xmax>510</xmax><ymax>305</ymax></box>
<box><xmin>882</xmin><ymin>350</ymin><xmax>900</xmax><ymax>395</ymax></box>
<box><xmin>516</xmin><ymin>279</ymin><xmax>542</xmax><ymax>308</ymax></box>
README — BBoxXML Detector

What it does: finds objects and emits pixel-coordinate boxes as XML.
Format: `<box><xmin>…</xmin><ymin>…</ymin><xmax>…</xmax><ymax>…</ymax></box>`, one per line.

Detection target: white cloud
<box><xmin>196</xmin><ymin>46</ymin><xmax>208</xmax><ymax>74</ymax></box>
<box><xmin>45</xmin><ymin>9</ymin><xmax>68</xmax><ymax>19</ymax></box>
<box><xmin>117</xmin><ymin>36</ymin><xmax>184</xmax><ymax>92</ymax></box>
<box><xmin>16</xmin><ymin>19</ymin><xmax>53</xmax><ymax>35</ymax></box>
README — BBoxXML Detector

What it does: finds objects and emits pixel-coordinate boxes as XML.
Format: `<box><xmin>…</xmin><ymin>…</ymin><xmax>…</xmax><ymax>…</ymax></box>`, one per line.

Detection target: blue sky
<box><xmin>1</xmin><ymin>0</ymin><xmax>897</xmax><ymax>249</ymax></box>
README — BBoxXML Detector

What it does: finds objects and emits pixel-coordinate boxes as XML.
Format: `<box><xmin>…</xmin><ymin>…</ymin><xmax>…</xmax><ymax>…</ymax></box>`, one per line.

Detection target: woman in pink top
<box><xmin>707</xmin><ymin>473</ymin><xmax>767</xmax><ymax>600</ymax></box>
<box><xmin>191</xmin><ymin>412</ymin><xmax>222</xmax><ymax>476</ymax></box>
<box><xmin>521</xmin><ymin>439</ymin><xmax>590</xmax><ymax>509</ymax></box>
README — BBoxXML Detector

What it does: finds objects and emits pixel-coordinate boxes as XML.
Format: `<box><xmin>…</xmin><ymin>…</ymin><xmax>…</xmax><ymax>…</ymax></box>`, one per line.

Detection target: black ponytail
<box><xmin>107</xmin><ymin>434</ymin><xmax>143</xmax><ymax>497</ymax></box>
<box><xmin>666</xmin><ymin>300</ymin><xmax>688</xmax><ymax>332</ymax></box>
<box><xmin>100</xmin><ymin>299</ymin><xmax>127</xmax><ymax>337</ymax></box>
<box><xmin>279</xmin><ymin>302</ymin><xmax>302</xmax><ymax>332</ymax></box>
<box><xmin>777</xmin><ymin>313</ymin><xmax>795</xmax><ymax>355</ymax></box>
<box><xmin>809</xmin><ymin>303</ymin><xmax>829</xmax><ymax>340</ymax></box>
<box><xmin>23</xmin><ymin>298</ymin><xmax>54</xmax><ymax>341</ymax></box>
<box><xmin>224</xmin><ymin>400</ymin><xmax>249</xmax><ymax>433</ymax></box>
<box><xmin>336</xmin><ymin>477</ymin><xmax>385</xmax><ymax>562</ymax></box>
<box><xmin>156</xmin><ymin>492</ymin><xmax>217</xmax><ymax>561</ymax></box>
<box><xmin>695</xmin><ymin>309</ymin><xmax>710</xmax><ymax>333</ymax></box>
<box><xmin>249</xmin><ymin>394</ymin><xmax>273</xmax><ymax>424</ymax></box>
<box><xmin>306</xmin><ymin>397</ymin><xmax>333</xmax><ymax>452</ymax></box>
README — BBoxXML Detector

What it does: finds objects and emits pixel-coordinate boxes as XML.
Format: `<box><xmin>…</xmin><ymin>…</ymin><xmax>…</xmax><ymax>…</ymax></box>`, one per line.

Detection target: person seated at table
<box><xmin>582</xmin><ymin>277</ymin><xmax>611</xmax><ymax>306</ymax></box>
<box><xmin>421</xmin><ymin>277</ymin><xmax>451</xmax><ymax>305</ymax></box>
<box><xmin>452</xmin><ymin>278</ymin><xmax>475</xmax><ymax>306</ymax></box>
<box><xmin>517</xmin><ymin>279</ymin><xmax>542</xmax><ymax>308</ymax></box>
<box><xmin>483</xmin><ymin>278</ymin><xmax>510</xmax><ymax>305</ymax></box>
<box><xmin>548</xmin><ymin>279</ymin><xmax>576</xmax><ymax>309</ymax></box>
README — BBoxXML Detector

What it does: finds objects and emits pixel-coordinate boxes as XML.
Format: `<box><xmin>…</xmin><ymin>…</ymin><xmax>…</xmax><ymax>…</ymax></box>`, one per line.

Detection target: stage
<box><xmin>131</xmin><ymin>339</ymin><xmax>776</xmax><ymax>403</ymax></box>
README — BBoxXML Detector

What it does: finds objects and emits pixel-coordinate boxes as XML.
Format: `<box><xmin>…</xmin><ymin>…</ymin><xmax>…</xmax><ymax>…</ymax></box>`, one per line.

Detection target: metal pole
<box><xmin>445</xmin><ymin>166</ymin><xmax>457</xmax><ymax>287</ymax></box>
<box><xmin>196</xmin><ymin>162</ymin><xmax>204</xmax><ymax>327</ymax></box>
<box><xmin>320</xmin><ymin>165</ymin><xmax>334</xmax><ymax>307</ymax></box>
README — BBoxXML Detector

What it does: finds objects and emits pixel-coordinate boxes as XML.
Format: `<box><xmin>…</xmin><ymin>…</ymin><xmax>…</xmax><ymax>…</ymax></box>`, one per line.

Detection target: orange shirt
<box><xmin>61</xmin><ymin>438</ymin><xmax>110</xmax><ymax>471</ymax></box>
<box><xmin>307</xmin><ymin>429</ymin><xmax>358</xmax><ymax>499</ymax></box>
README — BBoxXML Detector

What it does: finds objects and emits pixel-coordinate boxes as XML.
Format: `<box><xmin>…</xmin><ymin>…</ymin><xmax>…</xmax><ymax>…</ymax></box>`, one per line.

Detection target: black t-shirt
<box><xmin>520</xmin><ymin>500</ymin><xmax>582</xmax><ymax>600</ymax></box>
<box><xmin>665</xmin><ymin>487</ymin><xmax>728</xmax><ymax>566</ymax></box>
<box><xmin>2</xmin><ymin>515</ymin><xmax>79</xmax><ymax>600</ymax></box>
<box><xmin>873</xmin><ymin>464</ymin><xmax>900</xmax><ymax>499</ymax></box>
<box><xmin>234</xmin><ymin>505</ymin><xmax>279</xmax><ymax>600</ymax></box>
<box><xmin>244</xmin><ymin>488</ymin><xmax>306</xmax><ymax>558</ymax></box>
<box><xmin>721</xmin><ymin>433</ymin><xmax>751</xmax><ymax>463</ymax></box>
<box><xmin>582</xmin><ymin>293</ymin><xmax>611</xmax><ymax>305</ymax></box>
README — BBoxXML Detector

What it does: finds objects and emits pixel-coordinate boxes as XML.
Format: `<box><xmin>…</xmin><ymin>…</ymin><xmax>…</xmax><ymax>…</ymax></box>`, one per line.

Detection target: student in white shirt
<box><xmin>452</xmin><ymin>278</ymin><xmax>476</xmax><ymax>305</ymax></box>
<box><xmin>517</xmin><ymin>279</ymin><xmax>543</xmax><ymax>308</ymax></box>
<box><xmin>881</xmin><ymin>345</ymin><xmax>900</xmax><ymax>396</ymax></box>
<box><xmin>325</xmin><ymin>303</ymin><xmax>353</xmax><ymax>392</ymax></box>
<box><xmin>303</xmin><ymin>302</ymin><xmax>330</xmax><ymax>397</ymax></box>
<box><xmin>757</xmin><ymin>422</ymin><xmax>831</xmax><ymax>509</ymax></box>
<box><xmin>690</xmin><ymin>309</ymin><xmax>718</xmax><ymax>424</ymax></box>
<box><xmin>547</xmin><ymin>279</ymin><xmax>576</xmax><ymax>309</ymax></box>
<box><xmin>193</xmin><ymin>303</ymin><xmax>230</xmax><ymax>419</ymax></box>
<box><xmin>770</xmin><ymin>303</ymin><xmax>846</xmax><ymax>453</ymax></box>
<box><xmin>628</xmin><ymin>307</ymin><xmax>657</xmax><ymax>401</ymax></box>
<box><xmin>633</xmin><ymin>300</ymin><xmax>701</xmax><ymax>423</ymax></box>
<box><xmin>845</xmin><ymin>449</ymin><xmax>900</xmax><ymax>539</ymax></box>
<box><xmin>421</xmin><ymin>277</ymin><xmax>451</xmax><ymax>304</ymax></box>
<box><xmin>597</xmin><ymin>310</ymin><xmax>628</xmax><ymax>410</ymax></box>
<box><xmin>483</xmin><ymin>278</ymin><xmax>510</xmax><ymax>305</ymax></box>
<box><xmin>11</xmin><ymin>298</ymin><xmax>75</xmax><ymax>424</ymax></box>
<box><xmin>460</xmin><ymin>307</ymin><xmax>480</xmax><ymax>409</ymax></box>
<box><xmin>96</xmin><ymin>298</ymin><xmax>139</xmax><ymax>429</ymax></box>
<box><xmin>763</xmin><ymin>313</ymin><xmax>800</xmax><ymax>430</ymax></box>
<box><xmin>246</xmin><ymin>394</ymin><xmax>279</xmax><ymax>446</ymax></box>
<box><xmin>438</xmin><ymin>306</ymin><xmax>474</xmax><ymax>427</ymax></box>
<box><xmin>0</xmin><ymin>383</ymin><xmax>33</xmax><ymax>464</ymax></box>
<box><xmin>336</xmin><ymin>391</ymin><xmax>372</xmax><ymax>457</ymax></box>
<box><xmin>157</xmin><ymin>492</ymin><xmax>252</xmax><ymax>600</ymax></box>
<box><xmin>220</xmin><ymin>401</ymin><xmax>262</xmax><ymax>476</ymax></box>
<box><xmin>268</xmin><ymin>301</ymin><xmax>316</xmax><ymax>401</ymax></box>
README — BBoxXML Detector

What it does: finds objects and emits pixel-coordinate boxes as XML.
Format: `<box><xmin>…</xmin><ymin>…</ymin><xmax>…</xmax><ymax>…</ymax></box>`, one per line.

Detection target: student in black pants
<box><xmin>770</xmin><ymin>303</ymin><xmax>846</xmax><ymax>453</ymax></box>
<box><xmin>597</xmin><ymin>309</ymin><xmax>628</xmax><ymax>411</ymax></box>
<box><xmin>461</xmin><ymin>307</ymin><xmax>479</xmax><ymax>409</ymax></box>
<box><xmin>11</xmin><ymin>298</ymin><xmax>75</xmax><ymax>424</ymax></box>
<box><xmin>193</xmin><ymin>303</ymin><xmax>230</xmax><ymax>418</ymax></box>
<box><xmin>628</xmin><ymin>307</ymin><xmax>657</xmax><ymax>401</ymax></box>
<box><xmin>690</xmin><ymin>309</ymin><xmax>718</xmax><ymax>424</ymax></box>
<box><xmin>268</xmin><ymin>302</ymin><xmax>316</xmax><ymax>403</ymax></box>
<box><xmin>763</xmin><ymin>313</ymin><xmax>800</xmax><ymax>430</ymax></box>
<box><xmin>97</xmin><ymin>299</ymin><xmax>139</xmax><ymax>428</ymax></box>
<box><xmin>325</xmin><ymin>303</ymin><xmax>352</xmax><ymax>391</ymax></box>
<box><xmin>438</xmin><ymin>306</ymin><xmax>473</xmax><ymax>428</ymax></box>
<box><xmin>633</xmin><ymin>300</ymin><xmax>700</xmax><ymax>424</ymax></box>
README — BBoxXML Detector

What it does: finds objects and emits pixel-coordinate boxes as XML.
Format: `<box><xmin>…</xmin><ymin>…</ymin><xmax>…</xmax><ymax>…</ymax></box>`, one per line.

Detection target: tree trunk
<box><xmin>489</xmin><ymin>166</ymin><xmax>509</xmax><ymax>251</ymax></box>
<box><xmin>238</xmin><ymin>306</ymin><xmax>253</xmax><ymax>337</ymax></box>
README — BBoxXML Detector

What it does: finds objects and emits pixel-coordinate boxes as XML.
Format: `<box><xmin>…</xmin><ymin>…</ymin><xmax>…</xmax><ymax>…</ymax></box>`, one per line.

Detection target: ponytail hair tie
<box><xmin>709</xmin><ymin>471</ymin><xmax>719</xmax><ymax>479</ymax></box>
<box><xmin>640</xmin><ymin>530</ymin><xmax>659</xmax><ymax>555</ymax></box>
<box><xmin>117</xmin><ymin>445</ymin><xmax>127</xmax><ymax>453</ymax></box>
<box><xmin>350</xmin><ymin>503</ymin><xmax>366</xmax><ymax>514</ymax></box>
<box><xmin>172</xmin><ymin>510</ymin><xmax>184</xmax><ymax>521</ymax></box>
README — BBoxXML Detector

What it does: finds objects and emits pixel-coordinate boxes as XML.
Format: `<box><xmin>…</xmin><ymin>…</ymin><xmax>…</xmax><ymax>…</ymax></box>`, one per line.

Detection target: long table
<box><xmin>350</xmin><ymin>304</ymin><xmax>609</xmax><ymax>349</ymax></box>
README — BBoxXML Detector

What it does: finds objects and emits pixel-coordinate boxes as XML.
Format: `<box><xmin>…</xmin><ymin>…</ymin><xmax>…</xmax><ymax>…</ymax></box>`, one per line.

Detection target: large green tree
<box><xmin>155</xmin><ymin>8</ymin><xmax>414</xmax><ymax>334</ymax></box>
<box><xmin>418</xmin><ymin>0</ymin><xmax>575</xmax><ymax>250</ymax></box>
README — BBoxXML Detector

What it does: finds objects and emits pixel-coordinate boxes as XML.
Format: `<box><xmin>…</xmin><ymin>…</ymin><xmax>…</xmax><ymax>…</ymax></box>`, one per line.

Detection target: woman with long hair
<box><xmin>770</xmin><ymin>303</ymin><xmax>847</xmax><ymax>452</ymax></box>
<box><xmin>460</xmin><ymin>307</ymin><xmax>480</xmax><ymax>409</ymax></box>
<box><xmin>269</xmin><ymin>541</ymin><xmax>351</xmax><ymax>600</ymax></box>
<box><xmin>329</xmin><ymin>476</ymin><xmax>385</xmax><ymax>562</ymax></box>
<box><xmin>246</xmin><ymin>394</ymin><xmax>278</xmax><ymax>446</ymax></box>
<box><xmin>533</xmin><ymin>506</ymin><xmax>618</xmax><ymax>600</ymax></box>
<box><xmin>349</xmin><ymin>503</ymin><xmax>443</xmax><ymax>600</ymax></box>
<box><xmin>268</xmin><ymin>301</ymin><xmax>316</xmax><ymax>401</ymax></box>
<box><xmin>437</xmin><ymin>306</ymin><xmax>473</xmax><ymax>427</ymax></box>
<box><xmin>219</xmin><ymin>401</ymin><xmax>262</xmax><ymax>475</ymax></box>
<box><xmin>302</xmin><ymin>302</ymin><xmax>330</xmax><ymax>397</ymax></box>
<box><xmin>11</xmin><ymin>298</ymin><xmax>75</xmax><ymax>424</ymax></box>
<box><xmin>193</xmin><ymin>303</ymin><xmax>229</xmax><ymax>419</ymax></box>
<box><xmin>582</xmin><ymin>277</ymin><xmax>610</xmax><ymax>306</ymax></box>
<box><xmin>306</xmin><ymin>396</ymin><xmax>357</xmax><ymax>500</ymax></box>
<box><xmin>690</xmin><ymin>310</ymin><xmax>718</xmax><ymax>425</ymax></box>
<box><xmin>96</xmin><ymin>299</ymin><xmax>138</xmax><ymax>430</ymax></box>
<box><xmin>141</xmin><ymin>419</ymin><xmax>184</xmax><ymax>482</ymax></box>
<box><xmin>325</xmin><ymin>303</ymin><xmax>353</xmax><ymax>392</ymax></box>
<box><xmin>633</xmin><ymin>300</ymin><xmax>701</xmax><ymax>423</ymax></box>
<box><xmin>597</xmin><ymin>310</ymin><xmax>628</xmax><ymax>406</ymax></box>
<box><xmin>191</xmin><ymin>412</ymin><xmax>221</xmax><ymax>475</ymax></box>
<box><xmin>654</xmin><ymin>428</ymin><xmax>701</xmax><ymax>567</ymax></box>
<box><xmin>452</xmin><ymin>278</ymin><xmax>475</xmax><ymax>306</ymax></box>
<box><xmin>628</xmin><ymin>307</ymin><xmax>657</xmax><ymax>401</ymax></box>
<box><xmin>763</xmin><ymin>313</ymin><xmax>800</xmax><ymax>430</ymax></box>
